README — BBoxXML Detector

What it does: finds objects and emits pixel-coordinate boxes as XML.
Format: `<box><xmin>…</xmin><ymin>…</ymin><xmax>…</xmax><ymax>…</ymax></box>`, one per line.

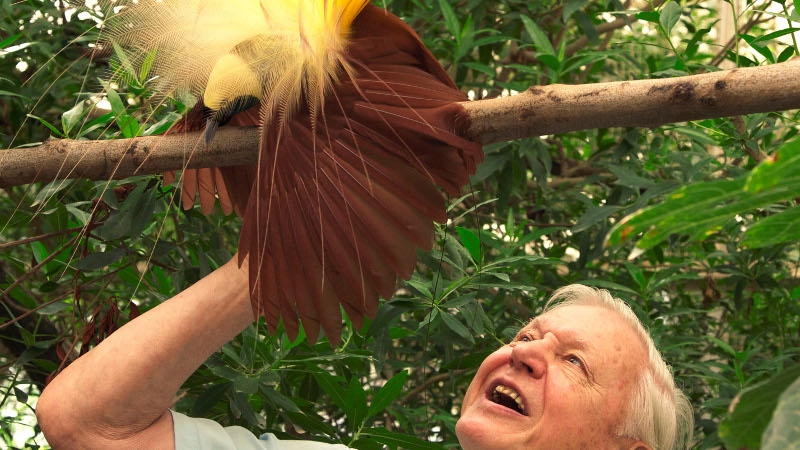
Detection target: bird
<box><xmin>104</xmin><ymin>0</ymin><xmax>484</xmax><ymax>344</ymax></box>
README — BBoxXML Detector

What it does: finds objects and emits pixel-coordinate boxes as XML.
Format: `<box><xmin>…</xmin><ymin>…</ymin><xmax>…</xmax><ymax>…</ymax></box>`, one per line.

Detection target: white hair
<box><xmin>542</xmin><ymin>285</ymin><xmax>694</xmax><ymax>450</ymax></box>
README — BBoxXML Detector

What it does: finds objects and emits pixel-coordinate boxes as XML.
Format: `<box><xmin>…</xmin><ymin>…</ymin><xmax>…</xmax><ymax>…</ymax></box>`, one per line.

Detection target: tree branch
<box><xmin>464</xmin><ymin>58</ymin><xmax>800</xmax><ymax>143</ymax></box>
<box><xmin>1</xmin><ymin>59</ymin><xmax>799</xmax><ymax>188</ymax></box>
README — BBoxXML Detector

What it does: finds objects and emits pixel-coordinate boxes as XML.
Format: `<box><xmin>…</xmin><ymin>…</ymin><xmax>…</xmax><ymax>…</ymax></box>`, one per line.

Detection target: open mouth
<box><xmin>490</xmin><ymin>384</ymin><xmax>527</xmax><ymax>416</ymax></box>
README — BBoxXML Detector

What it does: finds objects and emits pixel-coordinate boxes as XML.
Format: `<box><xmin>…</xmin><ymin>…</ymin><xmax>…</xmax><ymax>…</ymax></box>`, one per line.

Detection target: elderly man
<box><xmin>36</xmin><ymin>256</ymin><xmax>693</xmax><ymax>449</ymax></box>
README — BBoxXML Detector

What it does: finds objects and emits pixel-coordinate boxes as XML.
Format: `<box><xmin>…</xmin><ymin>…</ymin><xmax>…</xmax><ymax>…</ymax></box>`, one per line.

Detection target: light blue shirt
<box><xmin>171</xmin><ymin>410</ymin><xmax>350</xmax><ymax>450</ymax></box>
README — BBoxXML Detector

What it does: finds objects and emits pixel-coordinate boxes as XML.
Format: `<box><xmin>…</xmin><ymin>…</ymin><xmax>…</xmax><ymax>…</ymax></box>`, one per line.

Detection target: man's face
<box><xmin>456</xmin><ymin>305</ymin><xmax>649</xmax><ymax>450</ymax></box>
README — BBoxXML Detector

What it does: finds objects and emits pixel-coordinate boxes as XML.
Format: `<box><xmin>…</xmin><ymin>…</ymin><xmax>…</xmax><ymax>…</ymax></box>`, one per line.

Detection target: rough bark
<box><xmin>1</xmin><ymin>58</ymin><xmax>799</xmax><ymax>189</ymax></box>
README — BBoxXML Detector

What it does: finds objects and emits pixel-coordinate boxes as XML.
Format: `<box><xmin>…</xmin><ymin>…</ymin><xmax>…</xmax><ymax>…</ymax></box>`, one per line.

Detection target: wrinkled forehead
<box><xmin>524</xmin><ymin>305</ymin><xmax>649</xmax><ymax>369</ymax></box>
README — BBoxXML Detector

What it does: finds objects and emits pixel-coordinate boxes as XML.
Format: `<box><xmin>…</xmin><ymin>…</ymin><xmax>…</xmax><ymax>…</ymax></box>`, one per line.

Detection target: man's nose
<box><xmin>508</xmin><ymin>333</ymin><xmax>557</xmax><ymax>378</ymax></box>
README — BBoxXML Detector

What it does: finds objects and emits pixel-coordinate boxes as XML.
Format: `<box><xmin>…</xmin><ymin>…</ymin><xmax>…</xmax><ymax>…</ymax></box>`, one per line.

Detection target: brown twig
<box><xmin>1</xmin><ymin>234</ymin><xmax>82</xmax><ymax>303</ymax></box>
<box><xmin>0</xmin><ymin>225</ymin><xmax>91</xmax><ymax>250</ymax></box>
<box><xmin>0</xmin><ymin>264</ymin><xmax>130</xmax><ymax>331</ymax></box>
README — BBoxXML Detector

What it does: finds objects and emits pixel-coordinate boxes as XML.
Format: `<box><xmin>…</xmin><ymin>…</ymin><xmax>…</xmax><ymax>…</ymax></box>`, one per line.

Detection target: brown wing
<box><xmin>163</xmin><ymin>100</ymin><xmax>259</xmax><ymax>217</ymax></box>
<box><xmin>239</xmin><ymin>5</ymin><xmax>483</xmax><ymax>344</ymax></box>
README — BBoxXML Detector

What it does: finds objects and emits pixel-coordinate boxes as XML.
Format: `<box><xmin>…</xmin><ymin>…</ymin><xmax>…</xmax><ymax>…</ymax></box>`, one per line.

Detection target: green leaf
<box><xmin>743</xmin><ymin>206</ymin><xmax>800</xmax><ymax>248</ymax></box>
<box><xmin>32</xmin><ymin>180</ymin><xmax>70</xmax><ymax>207</ymax></box>
<box><xmin>209</xmin><ymin>365</ymin><xmax>244</xmax><ymax>382</ymax></box>
<box><xmin>261</xmin><ymin>385</ymin><xmax>301</xmax><ymax>413</ymax></box>
<box><xmin>659</xmin><ymin>1</ymin><xmax>682</xmax><ymax>36</ymax></box>
<box><xmin>439</xmin><ymin>310</ymin><xmax>473</xmax><ymax>341</ymax></box>
<box><xmin>538</xmin><ymin>53</ymin><xmax>561</xmax><ymax>71</ymax></box>
<box><xmin>65</xmin><ymin>203</ymin><xmax>92</xmax><ymax>225</ymax></box>
<box><xmin>37</xmin><ymin>300</ymin><xmax>71</xmax><ymax>315</ymax></box>
<box><xmin>750</xmin><ymin>28</ymin><xmax>800</xmax><ymax>45</ymax></box>
<box><xmin>116</xmin><ymin>113</ymin><xmax>141</xmax><ymax>138</ymax></box>
<box><xmin>367</xmin><ymin>370</ymin><xmax>408</xmax><ymax>419</ymax></box>
<box><xmin>26</xmin><ymin>114</ymin><xmax>64</xmax><ymax>138</ymax></box>
<box><xmin>13</xmin><ymin>387</ymin><xmax>28</xmax><ymax>403</ymax></box>
<box><xmin>106</xmin><ymin>87</ymin><xmax>126</xmax><ymax>116</ymax></box>
<box><xmin>0</xmin><ymin>90</ymin><xmax>26</xmax><ymax>99</ymax></box>
<box><xmin>345</xmin><ymin>377</ymin><xmax>368</xmax><ymax>428</ymax></box>
<box><xmin>220</xmin><ymin>344</ymin><xmax>245</xmax><ymax>367</ymax></box>
<box><xmin>462</xmin><ymin>62</ymin><xmax>495</xmax><ymax>77</ymax></box>
<box><xmin>20</xmin><ymin>328</ymin><xmax>35</xmax><ymax>348</ymax></box>
<box><xmin>61</xmin><ymin>101</ymin><xmax>85</xmax><ymax>137</ymax></box>
<box><xmin>472</xmin><ymin>35</ymin><xmax>510</xmax><ymax>47</ymax></box>
<box><xmin>607</xmin><ymin>178</ymin><xmax>743</xmax><ymax>249</ymax></box>
<box><xmin>406</xmin><ymin>274</ymin><xmax>433</xmax><ymax>299</ymax></box>
<box><xmin>284</xmin><ymin>411</ymin><xmax>337</xmax><ymax>436</ymax></box>
<box><xmin>455</xmin><ymin>226</ymin><xmax>482</xmax><ymax>263</ymax></box>
<box><xmin>361</xmin><ymin>427</ymin><xmax>445</xmax><ymax>450</ymax></box>
<box><xmin>190</xmin><ymin>382</ymin><xmax>231</xmax><ymax>417</ymax></box>
<box><xmin>745</xmin><ymin>141</ymin><xmax>800</xmax><ymax>193</ymax></box>
<box><xmin>635</xmin><ymin>11</ymin><xmax>660</xmax><ymax>23</ymax></box>
<box><xmin>777</xmin><ymin>46</ymin><xmax>795</xmax><ymax>63</ymax></box>
<box><xmin>0</xmin><ymin>33</ymin><xmax>22</xmax><ymax>49</ymax></box>
<box><xmin>29</xmin><ymin>241</ymin><xmax>49</xmax><ymax>266</ymax></box>
<box><xmin>624</xmin><ymin>263</ymin><xmax>647</xmax><ymax>290</ymax></box>
<box><xmin>312</xmin><ymin>371</ymin><xmax>348</xmax><ymax>412</ymax></box>
<box><xmin>483</xmin><ymin>255</ymin><xmax>560</xmax><ymax>271</ymax></box>
<box><xmin>720</xmin><ymin>365</ymin><xmax>800</xmax><ymax>449</ymax></box>
<box><xmin>230</xmin><ymin>391</ymin><xmax>264</xmax><ymax>427</ymax></box>
<box><xmin>77</xmin><ymin>112</ymin><xmax>115</xmax><ymax>138</ymax></box>
<box><xmin>562</xmin><ymin>0</ymin><xmax>587</xmax><ymax>22</ymax></box>
<box><xmin>519</xmin><ymin>15</ymin><xmax>555</xmax><ymax>55</ymax></box>
<box><xmin>762</xmin><ymin>374</ymin><xmax>800</xmax><ymax>450</ymax></box>
<box><xmin>608</xmin><ymin>138</ymin><xmax>800</xmax><ymax>253</ymax></box>
<box><xmin>572</xmin><ymin>205</ymin><xmax>622</xmax><ymax>233</ymax></box>
<box><xmin>445</xmin><ymin>292</ymin><xmax>477</xmax><ymax>309</ymax></box>
<box><xmin>234</xmin><ymin>374</ymin><xmax>259</xmax><ymax>395</ymax></box>
<box><xmin>438</xmin><ymin>0</ymin><xmax>461</xmax><ymax>42</ymax></box>
<box><xmin>470</xmin><ymin>152</ymin><xmax>510</xmax><ymax>183</ymax></box>
<box><xmin>573</xmin><ymin>11</ymin><xmax>599</xmax><ymax>43</ymax></box>
<box><xmin>139</xmin><ymin>47</ymin><xmax>158</xmax><ymax>81</ymax></box>
<box><xmin>707</xmin><ymin>336</ymin><xmax>737</xmax><ymax>358</ymax></box>
<box><xmin>351</xmin><ymin>437</ymin><xmax>385</xmax><ymax>450</ymax></box>
<box><xmin>75</xmin><ymin>248</ymin><xmax>127</xmax><ymax>271</ymax></box>
<box><xmin>608</xmin><ymin>164</ymin><xmax>655</xmax><ymax>189</ymax></box>
<box><xmin>742</xmin><ymin>34</ymin><xmax>775</xmax><ymax>63</ymax></box>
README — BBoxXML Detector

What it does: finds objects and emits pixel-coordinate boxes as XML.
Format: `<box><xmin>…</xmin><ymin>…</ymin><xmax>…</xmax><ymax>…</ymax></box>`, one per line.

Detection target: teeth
<box><xmin>493</xmin><ymin>384</ymin><xmax>526</xmax><ymax>414</ymax></box>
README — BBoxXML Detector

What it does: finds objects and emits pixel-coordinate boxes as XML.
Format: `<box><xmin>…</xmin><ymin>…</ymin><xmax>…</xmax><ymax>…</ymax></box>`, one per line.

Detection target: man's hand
<box><xmin>37</xmin><ymin>255</ymin><xmax>253</xmax><ymax>450</ymax></box>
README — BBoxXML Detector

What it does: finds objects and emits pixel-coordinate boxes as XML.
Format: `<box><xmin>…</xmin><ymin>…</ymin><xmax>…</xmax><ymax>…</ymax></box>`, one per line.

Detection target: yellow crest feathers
<box><xmin>104</xmin><ymin>0</ymin><xmax>370</xmax><ymax>123</ymax></box>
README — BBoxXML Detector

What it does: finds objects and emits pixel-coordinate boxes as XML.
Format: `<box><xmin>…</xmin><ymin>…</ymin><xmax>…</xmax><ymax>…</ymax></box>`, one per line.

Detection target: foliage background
<box><xmin>2</xmin><ymin>0</ymin><xmax>800</xmax><ymax>448</ymax></box>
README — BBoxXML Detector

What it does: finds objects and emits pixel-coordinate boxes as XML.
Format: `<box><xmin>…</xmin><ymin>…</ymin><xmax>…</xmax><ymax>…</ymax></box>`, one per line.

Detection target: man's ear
<box><xmin>628</xmin><ymin>443</ymin><xmax>653</xmax><ymax>450</ymax></box>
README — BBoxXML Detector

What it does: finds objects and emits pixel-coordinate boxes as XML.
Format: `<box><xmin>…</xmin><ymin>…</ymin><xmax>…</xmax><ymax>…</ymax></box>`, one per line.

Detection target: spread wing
<box><xmin>162</xmin><ymin>5</ymin><xmax>483</xmax><ymax>344</ymax></box>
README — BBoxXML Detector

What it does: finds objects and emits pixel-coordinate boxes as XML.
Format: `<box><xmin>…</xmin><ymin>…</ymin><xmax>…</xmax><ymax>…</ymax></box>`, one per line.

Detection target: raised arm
<box><xmin>36</xmin><ymin>255</ymin><xmax>254</xmax><ymax>450</ymax></box>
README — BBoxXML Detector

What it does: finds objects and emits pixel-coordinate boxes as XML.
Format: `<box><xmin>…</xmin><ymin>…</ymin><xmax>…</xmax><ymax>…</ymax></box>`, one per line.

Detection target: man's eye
<box><xmin>518</xmin><ymin>335</ymin><xmax>532</xmax><ymax>342</ymax></box>
<box><xmin>566</xmin><ymin>355</ymin><xmax>583</xmax><ymax>368</ymax></box>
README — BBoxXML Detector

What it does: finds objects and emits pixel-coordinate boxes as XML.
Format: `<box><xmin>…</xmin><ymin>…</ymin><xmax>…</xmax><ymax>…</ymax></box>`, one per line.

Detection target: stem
<box><xmin>730</xmin><ymin>0</ymin><xmax>740</xmax><ymax>67</ymax></box>
<box><xmin>782</xmin><ymin>2</ymin><xmax>799</xmax><ymax>54</ymax></box>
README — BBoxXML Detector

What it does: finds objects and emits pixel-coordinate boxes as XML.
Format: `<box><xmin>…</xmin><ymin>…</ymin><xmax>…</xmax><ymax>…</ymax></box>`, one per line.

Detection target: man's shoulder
<box><xmin>171</xmin><ymin>410</ymin><xmax>349</xmax><ymax>450</ymax></box>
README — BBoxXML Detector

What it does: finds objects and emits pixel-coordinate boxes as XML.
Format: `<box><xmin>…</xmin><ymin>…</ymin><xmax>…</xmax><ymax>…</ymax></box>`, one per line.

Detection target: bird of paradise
<box><xmin>102</xmin><ymin>0</ymin><xmax>483</xmax><ymax>344</ymax></box>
